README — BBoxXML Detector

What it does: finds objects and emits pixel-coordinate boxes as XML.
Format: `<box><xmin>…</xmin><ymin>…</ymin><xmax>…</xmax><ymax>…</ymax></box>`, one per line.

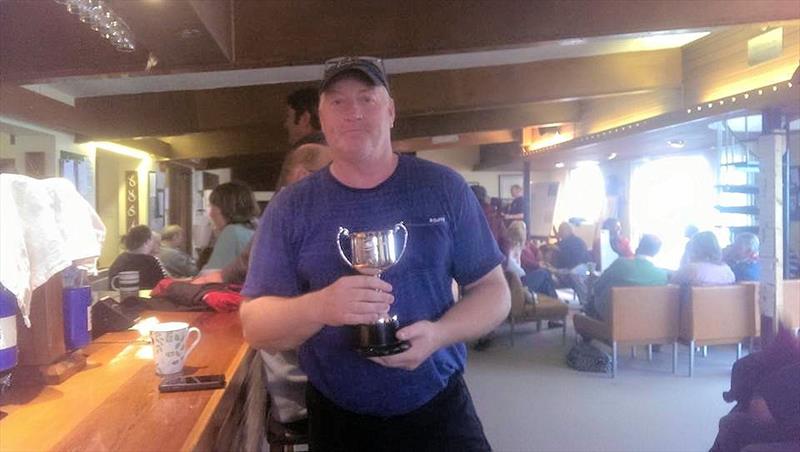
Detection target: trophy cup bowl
<box><xmin>337</xmin><ymin>223</ymin><xmax>410</xmax><ymax>357</ymax></box>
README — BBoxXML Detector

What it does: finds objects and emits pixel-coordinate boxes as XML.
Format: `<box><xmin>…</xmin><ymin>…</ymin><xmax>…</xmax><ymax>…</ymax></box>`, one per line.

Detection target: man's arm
<box><xmin>373</xmin><ymin>265</ymin><xmax>510</xmax><ymax>370</ymax></box>
<box><xmin>239</xmin><ymin>275</ymin><xmax>395</xmax><ymax>352</ymax></box>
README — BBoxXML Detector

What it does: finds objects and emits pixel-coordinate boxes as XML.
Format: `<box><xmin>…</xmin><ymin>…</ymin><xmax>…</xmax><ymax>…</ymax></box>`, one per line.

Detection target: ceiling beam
<box><xmin>3</xmin><ymin>0</ymin><xmax>796</xmax><ymax>83</ymax></box>
<box><xmin>393</xmin><ymin>130</ymin><xmax>519</xmax><ymax>153</ymax></box>
<box><xmin>0</xmin><ymin>83</ymin><xmax>98</xmax><ymax>136</ymax></box>
<box><xmin>77</xmin><ymin>49</ymin><xmax>677</xmax><ymax>141</ymax></box>
<box><xmin>393</xmin><ymin>101</ymin><xmax>579</xmax><ymax>140</ymax></box>
<box><xmin>234</xmin><ymin>0</ymin><xmax>799</xmax><ymax>65</ymax></box>
<box><xmin>149</xmin><ymin>101</ymin><xmax>580</xmax><ymax>159</ymax></box>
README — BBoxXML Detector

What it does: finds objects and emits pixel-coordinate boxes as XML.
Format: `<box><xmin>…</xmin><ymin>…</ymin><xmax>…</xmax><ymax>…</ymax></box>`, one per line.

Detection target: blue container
<box><xmin>0</xmin><ymin>286</ymin><xmax>18</xmax><ymax>373</ymax></box>
<box><xmin>63</xmin><ymin>286</ymin><xmax>92</xmax><ymax>351</ymax></box>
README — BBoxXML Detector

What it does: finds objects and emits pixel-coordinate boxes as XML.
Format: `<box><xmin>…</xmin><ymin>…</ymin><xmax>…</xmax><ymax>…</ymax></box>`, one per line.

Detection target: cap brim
<box><xmin>319</xmin><ymin>65</ymin><xmax>387</xmax><ymax>93</ymax></box>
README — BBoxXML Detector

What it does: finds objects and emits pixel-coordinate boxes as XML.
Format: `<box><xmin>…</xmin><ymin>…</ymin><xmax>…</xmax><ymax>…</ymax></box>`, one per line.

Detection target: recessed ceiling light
<box><xmin>608</xmin><ymin>153</ymin><xmax>617</xmax><ymax>160</ymax></box>
<box><xmin>667</xmin><ymin>139</ymin><xmax>685</xmax><ymax>149</ymax></box>
<box><xmin>555</xmin><ymin>162</ymin><xmax>565</xmax><ymax>168</ymax></box>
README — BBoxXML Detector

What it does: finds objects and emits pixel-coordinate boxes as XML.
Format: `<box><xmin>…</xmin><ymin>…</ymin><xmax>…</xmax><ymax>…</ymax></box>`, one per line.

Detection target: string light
<box><xmin>520</xmin><ymin>79</ymin><xmax>795</xmax><ymax>157</ymax></box>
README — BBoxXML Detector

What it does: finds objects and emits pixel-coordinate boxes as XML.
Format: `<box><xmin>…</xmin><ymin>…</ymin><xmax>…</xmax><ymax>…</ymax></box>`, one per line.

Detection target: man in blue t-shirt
<box><xmin>240</xmin><ymin>57</ymin><xmax>510</xmax><ymax>451</ymax></box>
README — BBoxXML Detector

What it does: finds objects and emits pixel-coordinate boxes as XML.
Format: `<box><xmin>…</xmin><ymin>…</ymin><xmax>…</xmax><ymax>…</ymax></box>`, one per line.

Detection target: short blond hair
<box><xmin>507</xmin><ymin>221</ymin><xmax>527</xmax><ymax>247</ymax></box>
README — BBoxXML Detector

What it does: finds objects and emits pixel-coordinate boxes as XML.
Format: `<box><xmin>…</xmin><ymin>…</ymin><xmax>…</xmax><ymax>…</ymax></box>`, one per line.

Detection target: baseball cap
<box><xmin>319</xmin><ymin>56</ymin><xmax>389</xmax><ymax>93</ymax></box>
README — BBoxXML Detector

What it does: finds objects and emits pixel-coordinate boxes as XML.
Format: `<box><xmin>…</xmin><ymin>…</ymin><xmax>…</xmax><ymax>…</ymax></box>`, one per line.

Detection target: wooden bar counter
<box><xmin>0</xmin><ymin>310</ymin><xmax>259</xmax><ymax>451</ymax></box>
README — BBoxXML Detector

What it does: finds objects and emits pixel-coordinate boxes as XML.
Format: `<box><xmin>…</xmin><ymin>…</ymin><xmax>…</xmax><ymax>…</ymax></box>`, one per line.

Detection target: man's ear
<box><xmin>299</xmin><ymin>111</ymin><xmax>311</xmax><ymax>127</ymax></box>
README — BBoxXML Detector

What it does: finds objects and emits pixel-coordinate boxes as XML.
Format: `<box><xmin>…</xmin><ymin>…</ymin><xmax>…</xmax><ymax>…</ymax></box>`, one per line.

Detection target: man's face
<box><xmin>511</xmin><ymin>186</ymin><xmax>522</xmax><ymax>198</ymax></box>
<box><xmin>318</xmin><ymin>77</ymin><xmax>395</xmax><ymax>160</ymax></box>
<box><xmin>284</xmin><ymin>106</ymin><xmax>311</xmax><ymax>145</ymax></box>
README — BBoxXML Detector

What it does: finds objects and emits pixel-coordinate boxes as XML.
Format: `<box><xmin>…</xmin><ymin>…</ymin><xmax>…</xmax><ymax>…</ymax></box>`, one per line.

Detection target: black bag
<box><xmin>566</xmin><ymin>342</ymin><xmax>611</xmax><ymax>374</ymax></box>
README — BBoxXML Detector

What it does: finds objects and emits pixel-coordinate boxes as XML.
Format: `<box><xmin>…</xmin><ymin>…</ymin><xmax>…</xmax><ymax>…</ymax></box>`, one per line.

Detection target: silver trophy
<box><xmin>337</xmin><ymin>222</ymin><xmax>410</xmax><ymax>357</ymax></box>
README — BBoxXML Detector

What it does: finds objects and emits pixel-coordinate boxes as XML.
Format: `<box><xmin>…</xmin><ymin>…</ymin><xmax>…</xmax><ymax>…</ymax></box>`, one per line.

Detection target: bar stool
<box><xmin>266</xmin><ymin>407</ymin><xmax>308</xmax><ymax>452</ymax></box>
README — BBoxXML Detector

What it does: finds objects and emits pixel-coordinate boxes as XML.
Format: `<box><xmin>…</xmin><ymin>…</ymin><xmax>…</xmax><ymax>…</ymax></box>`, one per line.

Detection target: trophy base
<box><xmin>355</xmin><ymin>341</ymin><xmax>411</xmax><ymax>357</ymax></box>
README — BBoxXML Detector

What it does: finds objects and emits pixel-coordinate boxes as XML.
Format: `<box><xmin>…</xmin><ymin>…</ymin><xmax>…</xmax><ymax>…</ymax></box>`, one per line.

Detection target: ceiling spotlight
<box><xmin>608</xmin><ymin>153</ymin><xmax>618</xmax><ymax>160</ymax></box>
<box><xmin>744</xmin><ymin>93</ymin><xmax>750</xmax><ymax>99</ymax></box>
<box><xmin>667</xmin><ymin>139</ymin><xmax>685</xmax><ymax>149</ymax></box>
<box><xmin>555</xmin><ymin>162</ymin><xmax>565</xmax><ymax>168</ymax></box>
<box><xmin>772</xmin><ymin>85</ymin><xmax>778</xmax><ymax>91</ymax></box>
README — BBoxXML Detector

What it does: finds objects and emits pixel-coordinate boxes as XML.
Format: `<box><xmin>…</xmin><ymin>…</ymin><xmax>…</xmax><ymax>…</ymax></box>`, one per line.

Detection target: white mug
<box><xmin>150</xmin><ymin>322</ymin><xmax>202</xmax><ymax>375</ymax></box>
<box><xmin>111</xmin><ymin>270</ymin><xmax>140</xmax><ymax>294</ymax></box>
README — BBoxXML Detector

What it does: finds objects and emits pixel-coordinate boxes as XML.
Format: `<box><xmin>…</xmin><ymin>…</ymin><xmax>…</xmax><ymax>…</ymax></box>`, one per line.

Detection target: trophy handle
<box><xmin>394</xmin><ymin>222</ymin><xmax>409</xmax><ymax>262</ymax></box>
<box><xmin>336</xmin><ymin>227</ymin><xmax>353</xmax><ymax>267</ymax></box>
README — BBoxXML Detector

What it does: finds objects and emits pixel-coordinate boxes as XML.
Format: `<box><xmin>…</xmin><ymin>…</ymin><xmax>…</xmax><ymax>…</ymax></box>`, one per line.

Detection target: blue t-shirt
<box><xmin>242</xmin><ymin>154</ymin><xmax>503</xmax><ymax>416</ymax></box>
<box><xmin>731</xmin><ymin>260</ymin><xmax>760</xmax><ymax>282</ymax></box>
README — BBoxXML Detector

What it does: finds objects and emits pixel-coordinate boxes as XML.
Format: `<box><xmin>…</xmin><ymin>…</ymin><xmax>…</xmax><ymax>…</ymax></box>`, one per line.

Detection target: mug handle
<box><xmin>110</xmin><ymin>275</ymin><xmax>120</xmax><ymax>290</ymax></box>
<box><xmin>394</xmin><ymin>222</ymin><xmax>408</xmax><ymax>262</ymax></box>
<box><xmin>336</xmin><ymin>227</ymin><xmax>353</xmax><ymax>268</ymax></box>
<box><xmin>184</xmin><ymin>327</ymin><xmax>202</xmax><ymax>360</ymax></box>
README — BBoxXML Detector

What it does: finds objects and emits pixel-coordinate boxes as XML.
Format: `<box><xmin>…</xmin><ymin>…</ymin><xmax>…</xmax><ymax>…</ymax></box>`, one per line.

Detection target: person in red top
<box><xmin>594</xmin><ymin>218</ymin><xmax>634</xmax><ymax>262</ymax></box>
<box><xmin>471</xmin><ymin>185</ymin><xmax>508</xmax><ymax>253</ymax></box>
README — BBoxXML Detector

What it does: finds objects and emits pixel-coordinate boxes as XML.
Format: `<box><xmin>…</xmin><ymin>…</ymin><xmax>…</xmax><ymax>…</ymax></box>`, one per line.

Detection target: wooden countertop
<box><xmin>0</xmin><ymin>310</ymin><xmax>252</xmax><ymax>451</ymax></box>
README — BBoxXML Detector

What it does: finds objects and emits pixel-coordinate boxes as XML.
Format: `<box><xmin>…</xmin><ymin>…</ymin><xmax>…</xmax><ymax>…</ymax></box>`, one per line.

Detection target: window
<box><xmin>630</xmin><ymin>155</ymin><xmax>716</xmax><ymax>270</ymax></box>
<box><xmin>559</xmin><ymin>163</ymin><xmax>606</xmax><ymax>224</ymax></box>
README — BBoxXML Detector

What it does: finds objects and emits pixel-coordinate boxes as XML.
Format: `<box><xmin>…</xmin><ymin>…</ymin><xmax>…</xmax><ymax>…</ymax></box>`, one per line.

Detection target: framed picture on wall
<box><xmin>498</xmin><ymin>174</ymin><xmax>523</xmax><ymax>201</ymax></box>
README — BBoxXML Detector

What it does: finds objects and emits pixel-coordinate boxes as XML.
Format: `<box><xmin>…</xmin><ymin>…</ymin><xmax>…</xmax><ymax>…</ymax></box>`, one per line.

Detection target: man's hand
<box><xmin>316</xmin><ymin>275</ymin><xmax>394</xmax><ymax>326</ymax></box>
<box><xmin>370</xmin><ymin>320</ymin><xmax>442</xmax><ymax>371</ymax></box>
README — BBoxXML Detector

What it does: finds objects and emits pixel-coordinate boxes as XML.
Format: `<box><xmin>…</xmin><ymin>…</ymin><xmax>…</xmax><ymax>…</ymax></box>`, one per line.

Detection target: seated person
<box><xmin>554</xmin><ymin>221</ymin><xmax>590</xmax><ymax>270</ymax></box>
<box><xmin>201</xmin><ymin>181</ymin><xmax>260</xmax><ymax>274</ymax></box>
<box><xmin>108</xmin><ymin>224</ymin><xmax>166</xmax><ymax>290</ymax></box>
<box><xmin>594</xmin><ymin>217</ymin><xmax>634</xmax><ymax>261</ymax></box>
<box><xmin>194</xmin><ymin>143</ymin><xmax>332</xmax><ymax>431</ymax></box>
<box><xmin>158</xmin><ymin>224</ymin><xmax>198</xmax><ymax>278</ymax></box>
<box><xmin>679</xmin><ymin>224</ymin><xmax>700</xmax><ymax>268</ymax></box>
<box><xmin>725</xmin><ymin>232</ymin><xmax>761</xmax><ymax>282</ymax></box>
<box><xmin>588</xmin><ymin>234</ymin><xmax>669</xmax><ymax>320</ymax></box>
<box><xmin>671</xmin><ymin>231</ymin><xmax>735</xmax><ymax>286</ymax></box>
<box><xmin>520</xmin><ymin>237</ymin><xmax>542</xmax><ymax>273</ymax></box>
<box><xmin>506</xmin><ymin>221</ymin><xmax>557</xmax><ymax>299</ymax></box>
<box><xmin>711</xmin><ymin>329</ymin><xmax>800</xmax><ymax>452</ymax></box>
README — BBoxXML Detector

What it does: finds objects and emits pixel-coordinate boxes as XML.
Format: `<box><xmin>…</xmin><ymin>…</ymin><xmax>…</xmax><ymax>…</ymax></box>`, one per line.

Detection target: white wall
<box><xmin>0</xmin><ymin>117</ymin><xmax>97</xmax><ymax>208</ymax></box>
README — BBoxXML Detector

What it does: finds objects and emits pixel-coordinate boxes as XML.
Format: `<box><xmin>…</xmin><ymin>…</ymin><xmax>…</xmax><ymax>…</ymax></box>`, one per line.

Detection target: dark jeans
<box><xmin>522</xmin><ymin>268</ymin><xmax>558</xmax><ymax>298</ymax></box>
<box><xmin>306</xmin><ymin>374</ymin><xmax>491</xmax><ymax>452</ymax></box>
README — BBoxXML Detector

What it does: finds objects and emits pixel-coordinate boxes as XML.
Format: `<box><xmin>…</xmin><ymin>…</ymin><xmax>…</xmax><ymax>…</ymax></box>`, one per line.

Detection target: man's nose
<box><xmin>344</xmin><ymin>103</ymin><xmax>364</xmax><ymax>121</ymax></box>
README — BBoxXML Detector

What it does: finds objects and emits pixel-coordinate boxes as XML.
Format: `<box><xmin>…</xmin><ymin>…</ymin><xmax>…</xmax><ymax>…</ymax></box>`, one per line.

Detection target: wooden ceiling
<box><xmin>1</xmin><ymin>0</ymin><xmax>798</xmax><ymax>179</ymax></box>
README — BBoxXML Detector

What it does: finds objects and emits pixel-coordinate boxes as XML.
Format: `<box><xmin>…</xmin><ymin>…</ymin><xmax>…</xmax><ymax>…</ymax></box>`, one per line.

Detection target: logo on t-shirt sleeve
<box><xmin>428</xmin><ymin>216</ymin><xmax>446</xmax><ymax>224</ymax></box>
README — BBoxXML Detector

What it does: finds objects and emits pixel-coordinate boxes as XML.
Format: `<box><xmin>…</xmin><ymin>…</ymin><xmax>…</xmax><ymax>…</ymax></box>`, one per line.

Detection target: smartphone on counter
<box><xmin>158</xmin><ymin>374</ymin><xmax>226</xmax><ymax>393</ymax></box>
